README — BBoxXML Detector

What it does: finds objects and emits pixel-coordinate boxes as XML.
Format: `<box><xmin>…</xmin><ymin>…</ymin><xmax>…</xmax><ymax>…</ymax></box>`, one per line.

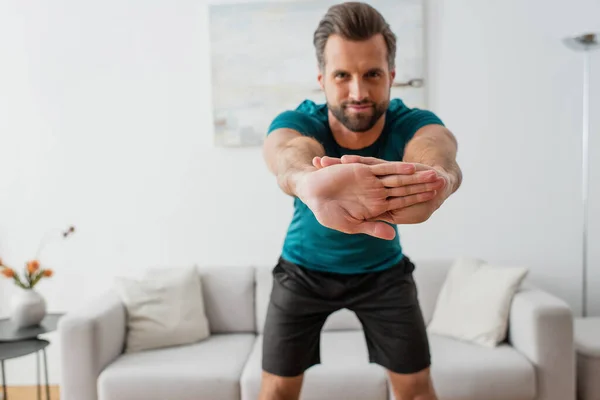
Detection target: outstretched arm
<box><xmin>312</xmin><ymin>123</ymin><xmax>462</xmax><ymax>225</ymax></box>
<box><xmin>263</xmin><ymin>127</ymin><xmax>440</xmax><ymax>238</ymax></box>
<box><xmin>402</xmin><ymin>124</ymin><xmax>462</xmax><ymax>196</ymax></box>
<box><xmin>313</xmin><ymin>124</ymin><xmax>462</xmax><ymax>200</ymax></box>
<box><xmin>263</xmin><ymin>128</ymin><xmax>324</xmax><ymax>197</ymax></box>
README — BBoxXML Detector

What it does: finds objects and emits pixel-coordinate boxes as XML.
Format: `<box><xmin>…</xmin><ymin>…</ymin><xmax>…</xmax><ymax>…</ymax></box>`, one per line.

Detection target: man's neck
<box><xmin>328</xmin><ymin>110</ymin><xmax>386</xmax><ymax>150</ymax></box>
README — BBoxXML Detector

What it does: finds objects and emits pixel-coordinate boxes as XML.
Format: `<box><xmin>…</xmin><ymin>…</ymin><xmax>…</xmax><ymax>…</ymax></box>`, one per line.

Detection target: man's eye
<box><xmin>335</xmin><ymin>72</ymin><xmax>347</xmax><ymax>78</ymax></box>
<box><xmin>367</xmin><ymin>71</ymin><xmax>380</xmax><ymax>78</ymax></box>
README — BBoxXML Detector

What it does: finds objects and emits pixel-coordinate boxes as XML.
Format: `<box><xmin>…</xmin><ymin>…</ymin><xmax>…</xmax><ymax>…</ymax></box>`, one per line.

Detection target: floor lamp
<box><xmin>563</xmin><ymin>32</ymin><xmax>600</xmax><ymax>317</ymax></box>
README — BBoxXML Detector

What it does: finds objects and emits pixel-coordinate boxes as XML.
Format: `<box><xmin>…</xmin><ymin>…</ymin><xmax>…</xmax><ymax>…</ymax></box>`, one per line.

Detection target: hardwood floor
<box><xmin>1</xmin><ymin>386</ymin><xmax>60</xmax><ymax>400</ymax></box>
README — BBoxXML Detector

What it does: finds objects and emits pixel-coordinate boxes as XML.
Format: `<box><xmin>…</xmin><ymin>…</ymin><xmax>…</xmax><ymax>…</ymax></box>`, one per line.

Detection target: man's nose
<box><xmin>348</xmin><ymin>79</ymin><xmax>368</xmax><ymax>102</ymax></box>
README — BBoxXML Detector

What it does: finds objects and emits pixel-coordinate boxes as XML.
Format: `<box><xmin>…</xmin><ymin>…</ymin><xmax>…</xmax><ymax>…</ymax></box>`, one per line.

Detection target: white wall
<box><xmin>0</xmin><ymin>0</ymin><xmax>599</xmax><ymax>386</ymax></box>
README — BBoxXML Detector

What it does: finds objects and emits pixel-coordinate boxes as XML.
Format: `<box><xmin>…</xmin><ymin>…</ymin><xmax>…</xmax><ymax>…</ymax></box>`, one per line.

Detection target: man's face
<box><xmin>318</xmin><ymin>33</ymin><xmax>395</xmax><ymax>133</ymax></box>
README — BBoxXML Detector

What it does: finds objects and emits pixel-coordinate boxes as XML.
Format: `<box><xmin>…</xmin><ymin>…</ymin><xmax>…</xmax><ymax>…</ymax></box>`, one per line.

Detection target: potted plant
<box><xmin>0</xmin><ymin>225</ymin><xmax>75</xmax><ymax>328</ymax></box>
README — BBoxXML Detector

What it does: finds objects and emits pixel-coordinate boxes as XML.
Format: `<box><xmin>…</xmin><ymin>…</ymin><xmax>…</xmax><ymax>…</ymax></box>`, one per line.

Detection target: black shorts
<box><xmin>261</xmin><ymin>256</ymin><xmax>431</xmax><ymax>377</ymax></box>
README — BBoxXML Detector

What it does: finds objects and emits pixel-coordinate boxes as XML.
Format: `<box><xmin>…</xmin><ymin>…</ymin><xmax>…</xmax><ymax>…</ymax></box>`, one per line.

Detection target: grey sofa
<box><xmin>58</xmin><ymin>259</ymin><xmax>576</xmax><ymax>400</ymax></box>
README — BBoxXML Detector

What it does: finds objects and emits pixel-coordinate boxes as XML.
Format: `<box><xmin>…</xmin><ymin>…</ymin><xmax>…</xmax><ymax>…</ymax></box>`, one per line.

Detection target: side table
<box><xmin>0</xmin><ymin>340</ymin><xmax>50</xmax><ymax>400</ymax></box>
<box><xmin>0</xmin><ymin>313</ymin><xmax>63</xmax><ymax>400</ymax></box>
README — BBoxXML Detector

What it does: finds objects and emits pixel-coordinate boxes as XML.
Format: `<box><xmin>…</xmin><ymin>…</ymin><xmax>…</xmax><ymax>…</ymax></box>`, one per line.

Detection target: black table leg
<box><xmin>1</xmin><ymin>359</ymin><xmax>7</xmax><ymax>400</ymax></box>
<box><xmin>43</xmin><ymin>348</ymin><xmax>49</xmax><ymax>400</ymax></box>
<box><xmin>36</xmin><ymin>350</ymin><xmax>41</xmax><ymax>400</ymax></box>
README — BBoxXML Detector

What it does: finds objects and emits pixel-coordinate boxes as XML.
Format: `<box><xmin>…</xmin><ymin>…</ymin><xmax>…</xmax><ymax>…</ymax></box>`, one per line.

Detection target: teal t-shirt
<box><xmin>267</xmin><ymin>98</ymin><xmax>444</xmax><ymax>274</ymax></box>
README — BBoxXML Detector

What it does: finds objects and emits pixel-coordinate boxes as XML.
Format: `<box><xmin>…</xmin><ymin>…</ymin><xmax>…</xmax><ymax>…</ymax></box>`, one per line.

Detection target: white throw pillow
<box><xmin>114</xmin><ymin>265</ymin><xmax>210</xmax><ymax>353</ymax></box>
<box><xmin>427</xmin><ymin>257</ymin><xmax>528</xmax><ymax>347</ymax></box>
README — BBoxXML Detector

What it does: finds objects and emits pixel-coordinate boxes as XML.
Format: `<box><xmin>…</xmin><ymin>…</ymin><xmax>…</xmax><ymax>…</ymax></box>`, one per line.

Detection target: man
<box><xmin>261</xmin><ymin>2</ymin><xmax>462</xmax><ymax>400</ymax></box>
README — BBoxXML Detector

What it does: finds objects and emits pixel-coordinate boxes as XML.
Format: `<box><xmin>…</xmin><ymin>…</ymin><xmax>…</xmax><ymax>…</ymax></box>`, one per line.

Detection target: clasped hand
<box><xmin>294</xmin><ymin>154</ymin><xmax>452</xmax><ymax>240</ymax></box>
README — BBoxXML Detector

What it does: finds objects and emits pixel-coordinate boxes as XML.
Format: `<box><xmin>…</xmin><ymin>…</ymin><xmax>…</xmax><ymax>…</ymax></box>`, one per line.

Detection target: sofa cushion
<box><xmin>113</xmin><ymin>266</ymin><xmax>211</xmax><ymax>353</ymax></box>
<box><xmin>254</xmin><ymin>265</ymin><xmax>362</xmax><ymax>333</ymax></box>
<box><xmin>255</xmin><ymin>260</ymin><xmax>451</xmax><ymax>333</ymax></box>
<box><xmin>98</xmin><ymin>333</ymin><xmax>255</xmax><ymax>400</ymax></box>
<box><xmin>391</xmin><ymin>333</ymin><xmax>535</xmax><ymax>400</ymax></box>
<box><xmin>196</xmin><ymin>265</ymin><xmax>255</xmax><ymax>333</ymax></box>
<box><xmin>240</xmin><ymin>331</ymin><xmax>388</xmax><ymax>400</ymax></box>
<box><xmin>427</xmin><ymin>257</ymin><xmax>528</xmax><ymax>347</ymax></box>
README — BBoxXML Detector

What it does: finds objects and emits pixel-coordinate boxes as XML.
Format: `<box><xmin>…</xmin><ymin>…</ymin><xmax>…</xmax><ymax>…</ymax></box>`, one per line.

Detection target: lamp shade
<box><xmin>564</xmin><ymin>32</ymin><xmax>600</xmax><ymax>52</ymax></box>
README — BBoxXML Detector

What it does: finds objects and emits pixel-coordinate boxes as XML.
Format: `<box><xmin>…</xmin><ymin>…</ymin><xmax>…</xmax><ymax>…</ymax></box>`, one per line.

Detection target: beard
<box><xmin>328</xmin><ymin>99</ymin><xmax>389</xmax><ymax>133</ymax></box>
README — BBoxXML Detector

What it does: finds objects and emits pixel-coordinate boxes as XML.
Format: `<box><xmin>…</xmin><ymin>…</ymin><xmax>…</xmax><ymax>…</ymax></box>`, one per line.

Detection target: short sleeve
<box><xmin>266</xmin><ymin>107</ymin><xmax>331</xmax><ymax>147</ymax></box>
<box><xmin>387</xmin><ymin>101</ymin><xmax>445</xmax><ymax>158</ymax></box>
<box><xmin>399</xmin><ymin>108</ymin><xmax>445</xmax><ymax>142</ymax></box>
<box><xmin>267</xmin><ymin>110</ymin><xmax>316</xmax><ymax>136</ymax></box>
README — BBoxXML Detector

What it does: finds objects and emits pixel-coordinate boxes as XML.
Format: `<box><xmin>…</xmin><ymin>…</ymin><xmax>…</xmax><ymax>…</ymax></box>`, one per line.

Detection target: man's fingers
<box><xmin>386</xmin><ymin>191</ymin><xmax>437</xmax><ymax>211</ymax></box>
<box><xmin>352</xmin><ymin>221</ymin><xmax>396</xmax><ymax>240</ymax></box>
<box><xmin>412</xmin><ymin>162</ymin><xmax>440</xmax><ymax>172</ymax></box>
<box><xmin>341</xmin><ymin>155</ymin><xmax>362</xmax><ymax>164</ymax></box>
<box><xmin>313</xmin><ymin>156</ymin><xmax>342</xmax><ymax>169</ymax></box>
<box><xmin>321</xmin><ymin>156</ymin><xmax>342</xmax><ymax>167</ymax></box>
<box><xmin>366</xmin><ymin>212</ymin><xmax>394</xmax><ymax>224</ymax></box>
<box><xmin>379</xmin><ymin>170</ymin><xmax>438</xmax><ymax>188</ymax></box>
<box><xmin>341</xmin><ymin>155</ymin><xmax>386</xmax><ymax>165</ymax></box>
<box><xmin>312</xmin><ymin>157</ymin><xmax>322</xmax><ymax>169</ymax></box>
<box><xmin>341</xmin><ymin>157</ymin><xmax>442</xmax><ymax>177</ymax></box>
<box><xmin>369</xmin><ymin>161</ymin><xmax>416</xmax><ymax>176</ymax></box>
<box><xmin>312</xmin><ymin>156</ymin><xmax>342</xmax><ymax>169</ymax></box>
<box><xmin>386</xmin><ymin>178</ymin><xmax>445</xmax><ymax>197</ymax></box>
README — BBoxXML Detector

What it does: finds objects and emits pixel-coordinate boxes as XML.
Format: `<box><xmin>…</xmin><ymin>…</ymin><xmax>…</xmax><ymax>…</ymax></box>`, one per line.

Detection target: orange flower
<box><xmin>1</xmin><ymin>268</ymin><xmax>15</xmax><ymax>278</ymax></box>
<box><xmin>43</xmin><ymin>269</ymin><xmax>53</xmax><ymax>277</ymax></box>
<box><xmin>27</xmin><ymin>260</ymin><xmax>40</xmax><ymax>274</ymax></box>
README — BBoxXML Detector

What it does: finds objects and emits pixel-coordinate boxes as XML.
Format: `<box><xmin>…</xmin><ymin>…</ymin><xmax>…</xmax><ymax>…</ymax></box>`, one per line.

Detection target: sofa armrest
<box><xmin>508</xmin><ymin>286</ymin><xmax>575</xmax><ymax>400</ymax></box>
<box><xmin>58</xmin><ymin>289</ymin><xmax>127</xmax><ymax>400</ymax></box>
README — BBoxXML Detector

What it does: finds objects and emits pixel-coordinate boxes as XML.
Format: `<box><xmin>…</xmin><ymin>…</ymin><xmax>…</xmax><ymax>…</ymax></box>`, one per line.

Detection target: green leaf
<box><xmin>12</xmin><ymin>274</ymin><xmax>27</xmax><ymax>289</ymax></box>
<box><xmin>30</xmin><ymin>273</ymin><xmax>44</xmax><ymax>288</ymax></box>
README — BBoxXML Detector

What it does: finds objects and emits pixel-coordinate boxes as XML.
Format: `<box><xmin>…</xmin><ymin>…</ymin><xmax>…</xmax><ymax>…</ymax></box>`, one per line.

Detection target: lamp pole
<box><xmin>564</xmin><ymin>32</ymin><xmax>600</xmax><ymax>317</ymax></box>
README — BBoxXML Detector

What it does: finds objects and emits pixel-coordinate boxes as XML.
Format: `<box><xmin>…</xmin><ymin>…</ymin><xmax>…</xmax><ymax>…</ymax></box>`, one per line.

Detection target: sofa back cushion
<box><xmin>411</xmin><ymin>259</ymin><xmax>452</xmax><ymax>324</ymax></box>
<box><xmin>196</xmin><ymin>265</ymin><xmax>255</xmax><ymax>333</ymax></box>
<box><xmin>254</xmin><ymin>259</ymin><xmax>452</xmax><ymax>332</ymax></box>
<box><xmin>254</xmin><ymin>265</ymin><xmax>362</xmax><ymax>333</ymax></box>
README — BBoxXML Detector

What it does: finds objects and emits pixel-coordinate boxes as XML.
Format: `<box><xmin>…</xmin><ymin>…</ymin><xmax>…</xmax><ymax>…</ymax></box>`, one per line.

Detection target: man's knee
<box><xmin>388</xmin><ymin>367</ymin><xmax>437</xmax><ymax>400</ymax></box>
<box><xmin>259</xmin><ymin>370</ymin><xmax>304</xmax><ymax>400</ymax></box>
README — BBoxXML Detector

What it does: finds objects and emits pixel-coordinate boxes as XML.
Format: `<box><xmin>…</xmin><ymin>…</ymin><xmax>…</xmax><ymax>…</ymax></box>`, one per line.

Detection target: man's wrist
<box><xmin>278</xmin><ymin>166</ymin><xmax>316</xmax><ymax>197</ymax></box>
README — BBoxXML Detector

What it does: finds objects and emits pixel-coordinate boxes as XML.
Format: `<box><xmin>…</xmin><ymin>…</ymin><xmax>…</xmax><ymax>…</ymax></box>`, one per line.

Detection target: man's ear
<box><xmin>317</xmin><ymin>67</ymin><xmax>325</xmax><ymax>90</ymax></box>
<box><xmin>390</xmin><ymin>69</ymin><xmax>396</xmax><ymax>87</ymax></box>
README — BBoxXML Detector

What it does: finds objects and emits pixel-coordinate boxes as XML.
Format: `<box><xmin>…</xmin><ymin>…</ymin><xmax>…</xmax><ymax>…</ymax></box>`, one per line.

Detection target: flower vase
<box><xmin>10</xmin><ymin>288</ymin><xmax>47</xmax><ymax>329</ymax></box>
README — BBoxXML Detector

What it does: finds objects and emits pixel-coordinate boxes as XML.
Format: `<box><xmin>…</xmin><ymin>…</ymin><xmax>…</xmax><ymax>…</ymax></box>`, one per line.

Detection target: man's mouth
<box><xmin>345</xmin><ymin>104</ymin><xmax>373</xmax><ymax>111</ymax></box>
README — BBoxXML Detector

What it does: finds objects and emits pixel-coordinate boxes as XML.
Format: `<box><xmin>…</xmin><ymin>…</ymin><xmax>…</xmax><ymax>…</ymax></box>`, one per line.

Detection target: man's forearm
<box><xmin>276</xmin><ymin>136</ymin><xmax>323</xmax><ymax>196</ymax></box>
<box><xmin>403</xmin><ymin>125</ymin><xmax>462</xmax><ymax>193</ymax></box>
<box><xmin>264</xmin><ymin>132</ymin><xmax>325</xmax><ymax>196</ymax></box>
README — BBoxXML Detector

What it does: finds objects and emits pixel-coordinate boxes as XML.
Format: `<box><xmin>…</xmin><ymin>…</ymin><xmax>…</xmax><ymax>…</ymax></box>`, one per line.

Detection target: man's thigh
<box><xmin>347</xmin><ymin>257</ymin><xmax>431</xmax><ymax>375</ymax></box>
<box><xmin>262</xmin><ymin>259</ymin><xmax>340</xmax><ymax>377</ymax></box>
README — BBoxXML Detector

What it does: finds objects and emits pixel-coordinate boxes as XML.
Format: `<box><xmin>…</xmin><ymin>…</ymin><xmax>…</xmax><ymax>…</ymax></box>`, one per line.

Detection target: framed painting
<box><xmin>208</xmin><ymin>0</ymin><xmax>426</xmax><ymax>147</ymax></box>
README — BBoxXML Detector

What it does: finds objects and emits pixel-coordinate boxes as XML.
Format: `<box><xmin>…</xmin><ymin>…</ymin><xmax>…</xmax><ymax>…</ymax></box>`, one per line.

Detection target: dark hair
<box><xmin>313</xmin><ymin>2</ymin><xmax>397</xmax><ymax>71</ymax></box>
